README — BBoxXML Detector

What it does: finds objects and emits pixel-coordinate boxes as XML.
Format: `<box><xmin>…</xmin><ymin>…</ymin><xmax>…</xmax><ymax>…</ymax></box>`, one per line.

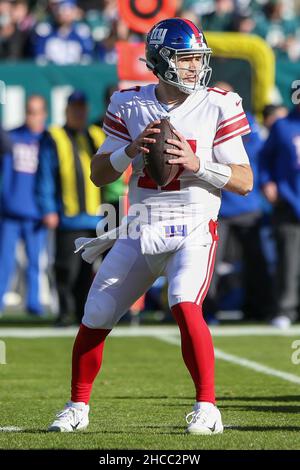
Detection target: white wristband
<box><xmin>194</xmin><ymin>158</ymin><xmax>232</xmax><ymax>189</ymax></box>
<box><xmin>109</xmin><ymin>145</ymin><xmax>132</xmax><ymax>173</ymax></box>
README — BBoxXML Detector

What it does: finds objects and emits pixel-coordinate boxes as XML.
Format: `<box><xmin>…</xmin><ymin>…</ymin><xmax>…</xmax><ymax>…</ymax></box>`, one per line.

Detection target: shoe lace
<box><xmin>186</xmin><ymin>409</ymin><xmax>209</xmax><ymax>425</ymax></box>
<box><xmin>56</xmin><ymin>407</ymin><xmax>79</xmax><ymax>424</ymax></box>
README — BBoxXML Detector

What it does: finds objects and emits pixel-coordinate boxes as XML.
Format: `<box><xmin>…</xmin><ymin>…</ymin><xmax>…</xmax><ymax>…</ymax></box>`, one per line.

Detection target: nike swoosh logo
<box><xmin>71</xmin><ymin>421</ymin><xmax>81</xmax><ymax>431</ymax></box>
<box><xmin>207</xmin><ymin>423</ymin><xmax>216</xmax><ymax>432</ymax></box>
<box><xmin>236</xmin><ymin>100</ymin><xmax>242</xmax><ymax>106</ymax></box>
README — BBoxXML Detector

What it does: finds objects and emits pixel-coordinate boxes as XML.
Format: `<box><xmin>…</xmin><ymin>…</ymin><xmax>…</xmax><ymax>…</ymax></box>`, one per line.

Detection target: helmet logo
<box><xmin>149</xmin><ymin>27</ymin><xmax>168</xmax><ymax>45</ymax></box>
<box><xmin>191</xmin><ymin>33</ymin><xmax>203</xmax><ymax>47</ymax></box>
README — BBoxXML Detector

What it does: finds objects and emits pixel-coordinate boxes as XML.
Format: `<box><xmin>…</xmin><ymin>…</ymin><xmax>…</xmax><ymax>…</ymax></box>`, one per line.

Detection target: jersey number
<box><xmin>137</xmin><ymin>139</ymin><xmax>196</xmax><ymax>191</ymax></box>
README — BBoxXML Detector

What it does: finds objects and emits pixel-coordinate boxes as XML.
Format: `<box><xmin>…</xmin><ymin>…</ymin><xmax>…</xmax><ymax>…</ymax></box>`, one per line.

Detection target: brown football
<box><xmin>143</xmin><ymin>118</ymin><xmax>181</xmax><ymax>187</ymax></box>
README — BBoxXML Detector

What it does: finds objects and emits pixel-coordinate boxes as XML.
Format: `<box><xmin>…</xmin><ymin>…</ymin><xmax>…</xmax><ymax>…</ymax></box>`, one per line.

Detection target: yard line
<box><xmin>214</xmin><ymin>348</ymin><xmax>300</xmax><ymax>384</ymax></box>
<box><xmin>1</xmin><ymin>325</ymin><xmax>300</xmax><ymax>385</ymax></box>
<box><xmin>0</xmin><ymin>326</ymin><xmax>177</xmax><ymax>338</ymax></box>
<box><xmin>1</xmin><ymin>325</ymin><xmax>300</xmax><ymax>338</ymax></box>
<box><xmin>155</xmin><ymin>335</ymin><xmax>300</xmax><ymax>385</ymax></box>
<box><xmin>0</xmin><ymin>427</ymin><xmax>23</xmax><ymax>432</ymax></box>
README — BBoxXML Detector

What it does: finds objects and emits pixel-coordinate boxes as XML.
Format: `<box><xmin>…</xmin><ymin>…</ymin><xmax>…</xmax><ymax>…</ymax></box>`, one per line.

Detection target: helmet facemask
<box><xmin>159</xmin><ymin>47</ymin><xmax>212</xmax><ymax>95</ymax></box>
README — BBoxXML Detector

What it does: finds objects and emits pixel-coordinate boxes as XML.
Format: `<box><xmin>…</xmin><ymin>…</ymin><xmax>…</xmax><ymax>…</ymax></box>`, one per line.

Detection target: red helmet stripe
<box><xmin>181</xmin><ymin>18</ymin><xmax>202</xmax><ymax>44</ymax></box>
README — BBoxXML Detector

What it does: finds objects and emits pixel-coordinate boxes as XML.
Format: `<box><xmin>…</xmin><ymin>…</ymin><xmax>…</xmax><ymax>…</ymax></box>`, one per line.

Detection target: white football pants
<box><xmin>83</xmin><ymin>228</ymin><xmax>218</xmax><ymax>329</ymax></box>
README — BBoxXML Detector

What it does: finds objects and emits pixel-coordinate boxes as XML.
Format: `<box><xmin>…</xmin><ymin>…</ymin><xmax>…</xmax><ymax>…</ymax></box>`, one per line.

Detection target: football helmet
<box><xmin>145</xmin><ymin>18</ymin><xmax>212</xmax><ymax>94</ymax></box>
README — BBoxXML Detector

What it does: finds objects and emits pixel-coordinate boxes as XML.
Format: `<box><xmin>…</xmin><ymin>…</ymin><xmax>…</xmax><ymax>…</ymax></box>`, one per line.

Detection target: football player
<box><xmin>48</xmin><ymin>18</ymin><xmax>253</xmax><ymax>434</ymax></box>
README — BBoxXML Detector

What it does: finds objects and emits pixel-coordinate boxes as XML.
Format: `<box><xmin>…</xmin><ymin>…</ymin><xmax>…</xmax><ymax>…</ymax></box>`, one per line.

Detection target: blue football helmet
<box><xmin>145</xmin><ymin>18</ymin><xmax>212</xmax><ymax>94</ymax></box>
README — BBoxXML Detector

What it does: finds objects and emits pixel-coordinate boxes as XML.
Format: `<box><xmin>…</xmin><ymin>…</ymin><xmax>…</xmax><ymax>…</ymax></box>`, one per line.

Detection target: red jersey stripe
<box><xmin>103</xmin><ymin>124</ymin><xmax>131</xmax><ymax>142</ymax></box>
<box><xmin>106</xmin><ymin>110</ymin><xmax>126</xmax><ymax>126</ymax></box>
<box><xmin>215</xmin><ymin>117</ymin><xmax>249</xmax><ymax>140</ymax></box>
<box><xmin>207</xmin><ymin>87</ymin><xmax>228</xmax><ymax>96</ymax></box>
<box><xmin>213</xmin><ymin>127</ymin><xmax>251</xmax><ymax>147</ymax></box>
<box><xmin>104</xmin><ymin>115</ymin><xmax>130</xmax><ymax>136</ymax></box>
<box><xmin>217</xmin><ymin>112</ymin><xmax>245</xmax><ymax>129</ymax></box>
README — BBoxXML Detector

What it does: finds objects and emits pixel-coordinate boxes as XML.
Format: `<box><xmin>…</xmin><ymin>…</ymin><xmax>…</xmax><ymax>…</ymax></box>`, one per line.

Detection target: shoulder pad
<box><xmin>111</xmin><ymin>86</ymin><xmax>143</xmax><ymax>106</ymax></box>
<box><xmin>207</xmin><ymin>87</ymin><xmax>242</xmax><ymax>109</ymax></box>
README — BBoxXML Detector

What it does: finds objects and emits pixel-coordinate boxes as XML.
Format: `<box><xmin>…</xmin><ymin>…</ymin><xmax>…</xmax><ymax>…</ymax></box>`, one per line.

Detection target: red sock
<box><xmin>71</xmin><ymin>324</ymin><xmax>111</xmax><ymax>404</ymax></box>
<box><xmin>171</xmin><ymin>302</ymin><xmax>215</xmax><ymax>404</ymax></box>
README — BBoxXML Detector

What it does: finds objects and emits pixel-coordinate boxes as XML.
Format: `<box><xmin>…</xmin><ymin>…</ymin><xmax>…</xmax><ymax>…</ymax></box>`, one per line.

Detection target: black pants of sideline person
<box><xmin>54</xmin><ymin>229</ymin><xmax>95</xmax><ymax>326</ymax></box>
<box><xmin>205</xmin><ymin>212</ymin><xmax>275</xmax><ymax>321</ymax></box>
<box><xmin>272</xmin><ymin>202</ymin><xmax>300</xmax><ymax>322</ymax></box>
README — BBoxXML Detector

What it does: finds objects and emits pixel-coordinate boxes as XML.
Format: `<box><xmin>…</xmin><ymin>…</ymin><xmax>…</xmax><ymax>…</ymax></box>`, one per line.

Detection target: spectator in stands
<box><xmin>0</xmin><ymin>0</ymin><xmax>31</xmax><ymax>59</ymax></box>
<box><xmin>36</xmin><ymin>90</ymin><xmax>104</xmax><ymax>326</ymax></box>
<box><xmin>96</xmin><ymin>16</ymin><xmax>143</xmax><ymax>64</ymax></box>
<box><xmin>231</xmin><ymin>9</ymin><xmax>257</xmax><ymax>33</ymax></box>
<box><xmin>201</xmin><ymin>0</ymin><xmax>235</xmax><ymax>32</ymax></box>
<box><xmin>80</xmin><ymin>0</ymin><xmax>118</xmax><ymax>45</ymax></box>
<box><xmin>29</xmin><ymin>0</ymin><xmax>94</xmax><ymax>64</ymax></box>
<box><xmin>253</xmin><ymin>0</ymin><xmax>300</xmax><ymax>61</ymax></box>
<box><xmin>0</xmin><ymin>95</ymin><xmax>47</xmax><ymax>316</ymax></box>
<box><xmin>181</xmin><ymin>0</ymin><xmax>215</xmax><ymax>18</ymax></box>
<box><xmin>260</xmin><ymin>100</ymin><xmax>300</xmax><ymax>328</ymax></box>
<box><xmin>11</xmin><ymin>0</ymin><xmax>35</xmax><ymax>34</ymax></box>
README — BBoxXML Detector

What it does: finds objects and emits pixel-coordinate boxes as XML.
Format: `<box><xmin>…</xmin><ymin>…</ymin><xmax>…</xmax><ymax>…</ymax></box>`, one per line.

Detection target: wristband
<box><xmin>109</xmin><ymin>146</ymin><xmax>132</xmax><ymax>173</ymax></box>
<box><xmin>194</xmin><ymin>159</ymin><xmax>232</xmax><ymax>189</ymax></box>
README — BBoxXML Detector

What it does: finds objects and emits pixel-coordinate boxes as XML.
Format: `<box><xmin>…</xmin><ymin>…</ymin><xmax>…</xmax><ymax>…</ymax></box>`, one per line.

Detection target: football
<box><xmin>143</xmin><ymin>118</ymin><xmax>181</xmax><ymax>187</ymax></box>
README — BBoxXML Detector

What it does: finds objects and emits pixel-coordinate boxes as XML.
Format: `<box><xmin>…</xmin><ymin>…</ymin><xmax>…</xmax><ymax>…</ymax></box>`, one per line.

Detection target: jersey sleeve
<box><xmin>213</xmin><ymin>134</ymin><xmax>249</xmax><ymax>165</ymax></box>
<box><xmin>213</xmin><ymin>93</ymin><xmax>251</xmax><ymax>147</ymax></box>
<box><xmin>103</xmin><ymin>92</ymin><xmax>132</xmax><ymax>143</ymax></box>
<box><xmin>95</xmin><ymin>135</ymin><xmax>127</xmax><ymax>155</ymax></box>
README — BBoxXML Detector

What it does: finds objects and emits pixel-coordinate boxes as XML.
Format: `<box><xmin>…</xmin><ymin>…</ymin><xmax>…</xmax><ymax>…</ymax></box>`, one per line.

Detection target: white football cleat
<box><xmin>186</xmin><ymin>402</ymin><xmax>223</xmax><ymax>435</ymax></box>
<box><xmin>48</xmin><ymin>401</ymin><xmax>89</xmax><ymax>432</ymax></box>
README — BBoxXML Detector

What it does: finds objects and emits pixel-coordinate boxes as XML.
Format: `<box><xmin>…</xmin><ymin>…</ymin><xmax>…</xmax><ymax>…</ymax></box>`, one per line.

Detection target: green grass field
<box><xmin>0</xmin><ymin>326</ymin><xmax>300</xmax><ymax>450</ymax></box>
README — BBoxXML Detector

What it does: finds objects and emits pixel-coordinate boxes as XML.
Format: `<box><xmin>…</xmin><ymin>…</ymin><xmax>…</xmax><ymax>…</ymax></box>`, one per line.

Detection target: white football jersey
<box><xmin>100</xmin><ymin>84</ymin><xmax>250</xmax><ymax>223</ymax></box>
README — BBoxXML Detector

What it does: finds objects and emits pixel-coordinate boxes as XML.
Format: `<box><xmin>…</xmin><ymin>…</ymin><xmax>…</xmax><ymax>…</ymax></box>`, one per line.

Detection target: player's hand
<box><xmin>125</xmin><ymin>120</ymin><xmax>161</xmax><ymax>158</ymax></box>
<box><xmin>166</xmin><ymin>129</ymin><xmax>200</xmax><ymax>173</ymax></box>
<box><xmin>43</xmin><ymin>213</ymin><xmax>59</xmax><ymax>229</ymax></box>
<box><xmin>262</xmin><ymin>182</ymin><xmax>278</xmax><ymax>203</ymax></box>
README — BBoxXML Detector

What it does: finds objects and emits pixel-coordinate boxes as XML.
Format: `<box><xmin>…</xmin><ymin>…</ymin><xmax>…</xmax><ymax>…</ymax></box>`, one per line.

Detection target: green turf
<box><xmin>0</xmin><ymin>334</ymin><xmax>300</xmax><ymax>449</ymax></box>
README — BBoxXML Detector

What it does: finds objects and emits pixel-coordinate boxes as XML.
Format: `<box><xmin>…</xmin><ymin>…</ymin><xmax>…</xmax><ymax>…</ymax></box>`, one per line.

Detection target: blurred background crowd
<box><xmin>0</xmin><ymin>0</ymin><xmax>300</xmax><ymax>329</ymax></box>
<box><xmin>0</xmin><ymin>0</ymin><xmax>300</xmax><ymax>63</ymax></box>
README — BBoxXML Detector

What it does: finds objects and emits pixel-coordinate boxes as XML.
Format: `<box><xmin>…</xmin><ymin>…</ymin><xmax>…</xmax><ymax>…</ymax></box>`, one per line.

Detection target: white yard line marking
<box><xmin>214</xmin><ymin>348</ymin><xmax>300</xmax><ymax>384</ymax></box>
<box><xmin>0</xmin><ymin>427</ymin><xmax>23</xmax><ymax>432</ymax></box>
<box><xmin>1</xmin><ymin>325</ymin><xmax>300</xmax><ymax>338</ymax></box>
<box><xmin>0</xmin><ymin>325</ymin><xmax>299</xmax><ymax>385</ymax></box>
<box><xmin>155</xmin><ymin>335</ymin><xmax>300</xmax><ymax>385</ymax></box>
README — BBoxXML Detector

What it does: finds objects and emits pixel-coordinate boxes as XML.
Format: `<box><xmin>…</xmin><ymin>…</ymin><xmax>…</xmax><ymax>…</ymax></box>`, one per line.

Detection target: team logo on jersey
<box><xmin>13</xmin><ymin>143</ymin><xmax>39</xmax><ymax>174</ymax></box>
<box><xmin>164</xmin><ymin>225</ymin><xmax>187</xmax><ymax>238</ymax></box>
<box><xmin>149</xmin><ymin>28</ymin><xmax>168</xmax><ymax>45</ymax></box>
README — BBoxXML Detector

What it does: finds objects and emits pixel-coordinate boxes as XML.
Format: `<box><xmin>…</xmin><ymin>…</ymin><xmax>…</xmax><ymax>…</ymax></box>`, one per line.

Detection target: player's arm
<box><xmin>90</xmin><ymin>121</ymin><xmax>161</xmax><ymax>187</ymax></box>
<box><xmin>210</xmin><ymin>135</ymin><xmax>253</xmax><ymax>195</ymax></box>
<box><xmin>90</xmin><ymin>151</ymin><xmax>122</xmax><ymax>186</ymax></box>
<box><xmin>167</xmin><ymin>130</ymin><xmax>253</xmax><ymax>195</ymax></box>
<box><xmin>223</xmin><ymin>162</ymin><xmax>253</xmax><ymax>195</ymax></box>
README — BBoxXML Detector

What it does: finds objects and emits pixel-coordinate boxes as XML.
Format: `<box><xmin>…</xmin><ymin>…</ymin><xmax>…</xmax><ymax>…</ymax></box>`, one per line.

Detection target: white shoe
<box><xmin>186</xmin><ymin>402</ymin><xmax>223</xmax><ymax>435</ymax></box>
<box><xmin>48</xmin><ymin>401</ymin><xmax>89</xmax><ymax>432</ymax></box>
<box><xmin>271</xmin><ymin>315</ymin><xmax>291</xmax><ymax>330</ymax></box>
